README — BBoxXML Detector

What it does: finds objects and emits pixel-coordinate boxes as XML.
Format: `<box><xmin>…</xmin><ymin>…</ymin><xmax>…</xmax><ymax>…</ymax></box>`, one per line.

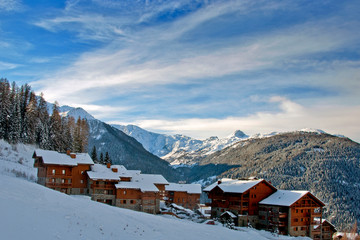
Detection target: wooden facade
<box><xmin>166</xmin><ymin>190</ymin><xmax>200</xmax><ymax>210</ymax></box>
<box><xmin>116</xmin><ymin>188</ymin><xmax>160</xmax><ymax>214</ymax></box>
<box><xmin>205</xmin><ymin>179</ymin><xmax>277</xmax><ymax>226</ymax></box>
<box><xmin>33</xmin><ymin>150</ymin><xmax>93</xmax><ymax>195</ymax></box>
<box><xmin>258</xmin><ymin>191</ymin><xmax>326</xmax><ymax>239</ymax></box>
<box><xmin>88</xmin><ymin>179</ymin><xmax>117</xmax><ymax>205</ymax></box>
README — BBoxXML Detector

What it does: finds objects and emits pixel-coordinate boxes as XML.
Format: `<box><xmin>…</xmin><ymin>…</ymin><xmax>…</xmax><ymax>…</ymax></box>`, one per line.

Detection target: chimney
<box><xmin>70</xmin><ymin>153</ymin><xmax>76</xmax><ymax>159</ymax></box>
<box><xmin>218</xmin><ymin>180</ymin><xmax>222</xmax><ymax>184</ymax></box>
<box><xmin>112</xmin><ymin>168</ymin><xmax>118</xmax><ymax>173</ymax></box>
<box><xmin>66</xmin><ymin>150</ymin><xmax>71</xmax><ymax>155</ymax></box>
<box><xmin>107</xmin><ymin>163</ymin><xmax>111</xmax><ymax>168</ymax></box>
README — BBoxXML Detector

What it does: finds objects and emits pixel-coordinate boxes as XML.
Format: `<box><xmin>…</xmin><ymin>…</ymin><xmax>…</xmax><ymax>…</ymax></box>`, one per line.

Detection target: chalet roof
<box><xmin>115</xmin><ymin>174</ymin><xmax>163</xmax><ymax>192</ymax></box>
<box><xmin>220</xmin><ymin>211</ymin><xmax>237</xmax><ymax>218</ymax></box>
<box><xmin>33</xmin><ymin>149</ymin><xmax>94</xmax><ymax>166</ymax></box>
<box><xmin>259</xmin><ymin>190</ymin><xmax>325</xmax><ymax>207</ymax></box>
<box><xmin>203</xmin><ymin>178</ymin><xmax>265</xmax><ymax>193</ymax></box>
<box><xmin>165</xmin><ymin>183</ymin><xmax>202</xmax><ymax>194</ymax></box>
<box><xmin>87</xmin><ymin>164</ymin><xmax>132</xmax><ymax>181</ymax></box>
<box><xmin>136</xmin><ymin>174</ymin><xmax>169</xmax><ymax>185</ymax></box>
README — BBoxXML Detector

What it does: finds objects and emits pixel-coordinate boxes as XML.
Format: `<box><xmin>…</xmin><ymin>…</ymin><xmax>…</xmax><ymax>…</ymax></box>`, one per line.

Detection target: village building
<box><xmin>115</xmin><ymin>173</ymin><xmax>168</xmax><ymax>214</ymax></box>
<box><xmin>165</xmin><ymin>183</ymin><xmax>202</xmax><ymax>210</ymax></box>
<box><xmin>204</xmin><ymin>178</ymin><xmax>277</xmax><ymax>227</ymax></box>
<box><xmin>313</xmin><ymin>219</ymin><xmax>337</xmax><ymax>240</ymax></box>
<box><xmin>86</xmin><ymin>163</ymin><xmax>132</xmax><ymax>205</ymax></box>
<box><xmin>258</xmin><ymin>190</ymin><xmax>326</xmax><ymax>238</ymax></box>
<box><xmin>33</xmin><ymin>149</ymin><xmax>94</xmax><ymax>194</ymax></box>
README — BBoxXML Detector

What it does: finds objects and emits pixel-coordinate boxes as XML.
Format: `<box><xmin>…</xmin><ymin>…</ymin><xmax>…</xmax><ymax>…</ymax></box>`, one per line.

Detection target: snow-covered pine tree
<box><xmin>0</xmin><ymin>78</ymin><xmax>11</xmax><ymax>140</ymax></box>
<box><xmin>8</xmin><ymin>82</ymin><xmax>21</xmax><ymax>144</ymax></box>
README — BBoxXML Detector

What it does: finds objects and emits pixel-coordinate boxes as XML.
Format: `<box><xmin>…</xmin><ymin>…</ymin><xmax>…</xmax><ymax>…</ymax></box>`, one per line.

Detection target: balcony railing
<box><xmin>46</xmin><ymin>182</ymin><xmax>71</xmax><ymax>187</ymax></box>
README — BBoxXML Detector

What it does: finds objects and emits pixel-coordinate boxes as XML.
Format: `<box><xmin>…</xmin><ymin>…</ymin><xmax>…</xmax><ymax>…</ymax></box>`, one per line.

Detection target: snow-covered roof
<box><xmin>165</xmin><ymin>183</ymin><xmax>202</xmax><ymax>194</ymax></box>
<box><xmin>136</xmin><ymin>174</ymin><xmax>169</xmax><ymax>185</ymax></box>
<box><xmin>115</xmin><ymin>173</ymin><xmax>168</xmax><ymax>192</ymax></box>
<box><xmin>34</xmin><ymin>149</ymin><xmax>94</xmax><ymax>166</ymax></box>
<box><xmin>221</xmin><ymin>211</ymin><xmax>237</xmax><ymax>218</ymax></box>
<box><xmin>203</xmin><ymin>178</ymin><xmax>264</xmax><ymax>193</ymax></box>
<box><xmin>259</xmin><ymin>190</ymin><xmax>309</xmax><ymax>206</ymax></box>
<box><xmin>87</xmin><ymin>164</ymin><xmax>132</xmax><ymax>181</ymax></box>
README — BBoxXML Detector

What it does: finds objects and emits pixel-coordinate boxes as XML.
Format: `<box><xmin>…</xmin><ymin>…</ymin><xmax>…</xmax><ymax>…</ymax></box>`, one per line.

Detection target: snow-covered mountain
<box><xmin>113</xmin><ymin>124</ymin><xmax>249</xmax><ymax>165</ymax></box>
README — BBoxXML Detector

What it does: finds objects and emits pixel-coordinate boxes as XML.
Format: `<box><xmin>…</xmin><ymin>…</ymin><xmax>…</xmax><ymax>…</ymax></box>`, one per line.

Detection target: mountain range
<box><xmin>59</xmin><ymin>105</ymin><xmax>360</xmax><ymax>231</ymax></box>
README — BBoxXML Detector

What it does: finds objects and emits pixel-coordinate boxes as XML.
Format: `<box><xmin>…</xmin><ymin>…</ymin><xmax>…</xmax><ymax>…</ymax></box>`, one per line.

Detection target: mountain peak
<box><xmin>59</xmin><ymin>106</ymin><xmax>95</xmax><ymax>120</ymax></box>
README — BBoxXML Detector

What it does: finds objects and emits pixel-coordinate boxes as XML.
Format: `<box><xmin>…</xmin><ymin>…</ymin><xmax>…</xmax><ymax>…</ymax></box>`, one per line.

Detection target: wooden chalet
<box><xmin>313</xmin><ymin>219</ymin><xmax>337</xmax><ymax>240</ymax></box>
<box><xmin>203</xmin><ymin>178</ymin><xmax>277</xmax><ymax>227</ymax></box>
<box><xmin>86</xmin><ymin>163</ymin><xmax>131</xmax><ymax>205</ymax></box>
<box><xmin>33</xmin><ymin>149</ymin><xmax>94</xmax><ymax>194</ymax></box>
<box><xmin>165</xmin><ymin>183</ymin><xmax>201</xmax><ymax>210</ymax></box>
<box><xmin>115</xmin><ymin>174</ymin><xmax>169</xmax><ymax>214</ymax></box>
<box><xmin>258</xmin><ymin>190</ymin><xmax>326</xmax><ymax>238</ymax></box>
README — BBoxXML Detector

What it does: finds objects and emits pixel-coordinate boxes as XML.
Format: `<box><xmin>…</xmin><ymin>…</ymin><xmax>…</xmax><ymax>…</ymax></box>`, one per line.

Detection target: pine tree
<box><xmin>36</xmin><ymin>93</ymin><xmax>50</xmax><ymax>149</ymax></box>
<box><xmin>91</xmin><ymin>146</ymin><xmax>98</xmax><ymax>163</ymax></box>
<box><xmin>104</xmin><ymin>151</ymin><xmax>111</xmax><ymax>164</ymax></box>
<box><xmin>24</xmin><ymin>92</ymin><xmax>38</xmax><ymax>144</ymax></box>
<box><xmin>49</xmin><ymin>101</ymin><xmax>63</xmax><ymax>151</ymax></box>
<box><xmin>99</xmin><ymin>152</ymin><xmax>104</xmax><ymax>164</ymax></box>
<box><xmin>8</xmin><ymin>82</ymin><xmax>21</xmax><ymax>144</ymax></box>
<box><xmin>0</xmin><ymin>78</ymin><xmax>11</xmax><ymax>140</ymax></box>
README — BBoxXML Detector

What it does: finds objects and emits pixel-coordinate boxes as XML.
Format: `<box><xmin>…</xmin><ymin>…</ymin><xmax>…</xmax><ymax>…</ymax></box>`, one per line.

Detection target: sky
<box><xmin>1</xmin><ymin>0</ymin><xmax>360</xmax><ymax>142</ymax></box>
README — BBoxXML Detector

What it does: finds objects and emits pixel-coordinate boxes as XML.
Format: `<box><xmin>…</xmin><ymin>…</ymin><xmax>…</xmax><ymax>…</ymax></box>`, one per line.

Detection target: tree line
<box><xmin>0</xmin><ymin>78</ymin><xmax>89</xmax><ymax>152</ymax></box>
<box><xmin>90</xmin><ymin>146</ymin><xmax>112</xmax><ymax>165</ymax></box>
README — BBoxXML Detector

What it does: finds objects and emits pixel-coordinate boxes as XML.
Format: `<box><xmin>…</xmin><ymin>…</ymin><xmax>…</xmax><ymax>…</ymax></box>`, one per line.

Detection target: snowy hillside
<box><xmin>0</xmin><ymin>140</ymin><xmax>308</xmax><ymax>240</ymax></box>
<box><xmin>0</xmin><ymin>139</ymin><xmax>37</xmax><ymax>181</ymax></box>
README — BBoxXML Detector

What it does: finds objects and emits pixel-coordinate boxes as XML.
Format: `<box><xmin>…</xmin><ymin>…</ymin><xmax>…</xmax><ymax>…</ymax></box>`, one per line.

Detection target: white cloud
<box><xmin>128</xmin><ymin>97</ymin><xmax>360</xmax><ymax>143</ymax></box>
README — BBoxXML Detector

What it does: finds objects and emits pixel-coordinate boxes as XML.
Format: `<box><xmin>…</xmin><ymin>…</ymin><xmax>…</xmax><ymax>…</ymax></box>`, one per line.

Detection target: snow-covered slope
<box><xmin>0</xmin><ymin>140</ymin><xmax>307</xmax><ymax>240</ymax></box>
<box><xmin>0</xmin><ymin>174</ymin><xmax>309</xmax><ymax>240</ymax></box>
<box><xmin>0</xmin><ymin>139</ymin><xmax>37</xmax><ymax>181</ymax></box>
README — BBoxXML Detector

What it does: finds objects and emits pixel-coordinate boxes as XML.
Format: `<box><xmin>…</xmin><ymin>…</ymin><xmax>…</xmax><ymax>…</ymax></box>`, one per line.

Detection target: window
<box><xmin>295</xmin><ymin>227</ymin><xmax>298</xmax><ymax>231</ymax></box>
<box><xmin>301</xmin><ymin>209</ymin><xmax>303</xmax><ymax>213</ymax></box>
<box><xmin>81</xmin><ymin>171</ymin><xmax>84</xmax><ymax>174</ymax></box>
<box><xmin>294</xmin><ymin>218</ymin><xmax>298</xmax><ymax>222</ymax></box>
<box><xmin>61</xmin><ymin>179</ymin><xmax>65</xmax><ymax>184</ymax></box>
<box><xmin>123</xmin><ymin>191</ymin><xmax>126</xmax><ymax>195</ymax></box>
<box><xmin>52</xmin><ymin>169</ymin><xmax>55</xmax><ymax>175</ymax></box>
<box><xmin>62</xmin><ymin>170</ymin><xmax>65</xmax><ymax>175</ymax></box>
<box><xmin>68</xmin><ymin>179</ymin><xmax>71</xmax><ymax>184</ymax></box>
<box><xmin>80</xmin><ymin>180</ymin><xmax>84</xmax><ymax>184</ymax></box>
<box><xmin>296</xmin><ymin>209</ymin><xmax>298</xmax><ymax>213</ymax></box>
<box><xmin>51</xmin><ymin>178</ymin><xmax>55</xmax><ymax>183</ymax></box>
<box><xmin>130</xmin><ymin>200</ymin><xmax>134</xmax><ymax>204</ymax></box>
<box><xmin>122</xmin><ymin>200</ymin><xmax>126</xmax><ymax>204</ymax></box>
<box><xmin>301</xmin><ymin>218</ymin><xmax>303</xmax><ymax>222</ymax></box>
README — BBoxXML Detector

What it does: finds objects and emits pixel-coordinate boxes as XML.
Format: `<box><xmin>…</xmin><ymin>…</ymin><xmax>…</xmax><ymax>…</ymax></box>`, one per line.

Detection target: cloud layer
<box><xmin>1</xmin><ymin>0</ymin><xmax>360</xmax><ymax>142</ymax></box>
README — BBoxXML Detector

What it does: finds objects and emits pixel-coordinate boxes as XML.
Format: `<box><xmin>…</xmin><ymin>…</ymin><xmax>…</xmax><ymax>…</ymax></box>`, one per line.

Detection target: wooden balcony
<box><xmin>46</xmin><ymin>182</ymin><xmax>71</xmax><ymax>187</ymax></box>
<box><xmin>91</xmin><ymin>183</ymin><xmax>115</xmax><ymax>190</ymax></box>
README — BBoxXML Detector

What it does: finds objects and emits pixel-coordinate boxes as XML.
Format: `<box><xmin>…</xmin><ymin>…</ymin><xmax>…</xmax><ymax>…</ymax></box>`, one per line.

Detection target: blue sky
<box><xmin>1</xmin><ymin>0</ymin><xmax>360</xmax><ymax>142</ymax></box>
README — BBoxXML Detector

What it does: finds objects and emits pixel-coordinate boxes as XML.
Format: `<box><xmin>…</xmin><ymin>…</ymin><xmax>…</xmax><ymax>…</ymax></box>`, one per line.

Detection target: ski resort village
<box><xmin>30</xmin><ymin>148</ymin><xmax>339</xmax><ymax>239</ymax></box>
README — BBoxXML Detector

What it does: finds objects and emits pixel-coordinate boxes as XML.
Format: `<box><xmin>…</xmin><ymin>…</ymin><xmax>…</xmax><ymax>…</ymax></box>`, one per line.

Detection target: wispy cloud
<box><xmin>0</xmin><ymin>0</ymin><xmax>22</xmax><ymax>12</ymax></box>
<box><xmin>0</xmin><ymin>61</ymin><xmax>19</xmax><ymax>70</ymax></box>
